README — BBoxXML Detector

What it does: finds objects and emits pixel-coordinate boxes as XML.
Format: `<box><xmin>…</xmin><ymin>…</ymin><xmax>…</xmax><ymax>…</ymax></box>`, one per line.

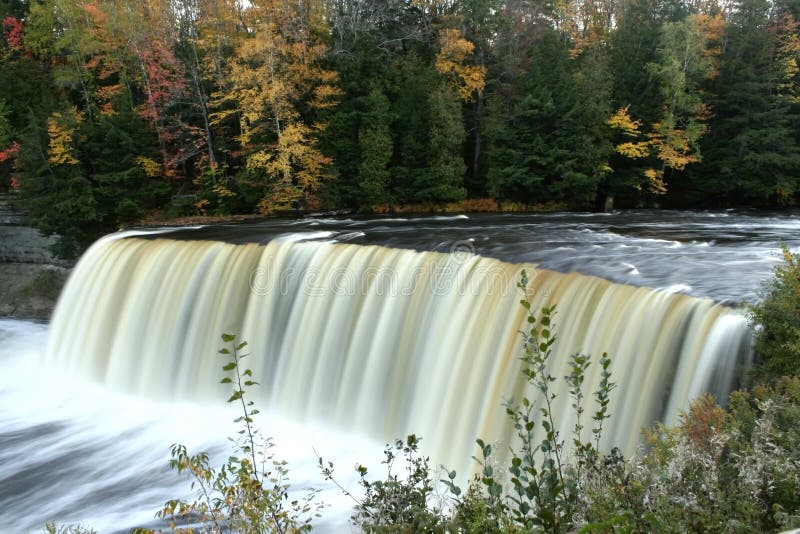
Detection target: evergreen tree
<box><xmin>486</xmin><ymin>30</ymin><xmax>610</xmax><ymax>208</ymax></box>
<box><xmin>423</xmin><ymin>83</ymin><xmax>467</xmax><ymax>203</ymax></box>
<box><xmin>18</xmin><ymin>95</ymin><xmax>168</xmax><ymax>258</ymax></box>
<box><xmin>604</xmin><ymin>0</ymin><xmax>666</xmax><ymax>205</ymax></box>
<box><xmin>391</xmin><ymin>54</ymin><xmax>437</xmax><ymax>204</ymax></box>
<box><xmin>552</xmin><ymin>45</ymin><xmax>613</xmax><ymax>207</ymax></box>
<box><xmin>357</xmin><ymin>86</ymin><xmax>393</xmax><ymax>207</ymax></box>
<box><xmin>455</xmin><ymin>0</ymin><xmax>500</xmax><ymax>196</ymax></box>
<box><xmin>696</xmin><ymin>0</ymin><xmax>800</xmax><ymax>204</ymax></box>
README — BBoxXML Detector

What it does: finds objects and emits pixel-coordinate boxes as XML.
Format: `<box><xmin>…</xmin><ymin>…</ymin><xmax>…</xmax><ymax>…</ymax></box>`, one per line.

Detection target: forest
<box><xmin>1</xmin><ymin>0</ymin><xmax>799</xmax><ymax>256</ymax></box>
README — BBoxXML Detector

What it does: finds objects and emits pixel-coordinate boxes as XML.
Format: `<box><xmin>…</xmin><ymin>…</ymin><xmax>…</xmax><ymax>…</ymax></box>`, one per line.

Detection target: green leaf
<box><xmin>222</xmin><ymin>362</ymin><xmax>236</xmax><ymax>371</ymax></box>
<box><xmin>221</xmin><ymin>333</ymin><xmax>236</xmax><ymax>342</ymax></box>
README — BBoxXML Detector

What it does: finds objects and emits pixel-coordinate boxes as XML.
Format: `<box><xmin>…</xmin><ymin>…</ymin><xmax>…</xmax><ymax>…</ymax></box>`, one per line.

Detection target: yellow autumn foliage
<box><xmin>606</xmin><ymin>106</ymin><xmax>642</xmax><ymax>137</ymax></box>
<box><xmin>644</xmin><ymin>168</ymin><xmax>667</xmax><ymax>195</ymax></box>
<box><xmin>47</xmin><ymin>108</ymin><xmax>83</xmax><ymax>166</ymax></box>
<box><xmin>435</xmin><ymin>29</ymin><xmax>487</xmax><ymax>102</ymax></box>
<box><xmin>615</xmin><ymin>141</ymin><xmax>650</xmax><ymax>159</ymax></box>
<box><xmin>213</xmin><ymin>183</ymin><xmax>236</xmax><ymax>198</ymax></box>
<box><xmin>649</xmin><ymin>126</ymin><xmax>702</xmax><ymax>171</ymax></box>
<box><xmin>135</xmin><ymin>156</ymin><xmax>162</xmax><ymax>177</ymax></box>
<box><xmin>248</xmin><ymin>123</ymin><xmax>331</xmax><ymax>212</ymax></box>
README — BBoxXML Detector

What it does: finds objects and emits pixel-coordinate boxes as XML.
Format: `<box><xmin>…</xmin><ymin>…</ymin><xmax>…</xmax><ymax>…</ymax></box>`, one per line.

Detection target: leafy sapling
<box><xmin>155</xmin><ymin>333</ymin><xmax>321</xmax><ymax>533</ymax></box>
<box><xmin>471</xmin><ymin>270</ymin><xmax>616</xmax><ymax>533</ymax></box>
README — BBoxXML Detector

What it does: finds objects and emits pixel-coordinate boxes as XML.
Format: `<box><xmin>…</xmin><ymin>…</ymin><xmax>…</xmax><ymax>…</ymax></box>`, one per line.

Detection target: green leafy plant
<box><xmin>153</xmin><ymin>333</ymin><xmax>321</xmax><ymax>533</ymax></box>
<box><xmin>578</xmin><ymin>379</ymin><xmax>800</xmax><ymax>533</ymax></box>
<box><xmin>320</xmin><ymin>434</ymin><xmax>447</xmax><ymax>533</ymax></box>
<box><xmin>460</xmin><ymin>270</ymin><xmax>616</xmax><ymax>533</ymax></box>
<box><xmin>750</xmin><ymin>245</ymin><xmax>800</xmax><ymax>383</ymax></box>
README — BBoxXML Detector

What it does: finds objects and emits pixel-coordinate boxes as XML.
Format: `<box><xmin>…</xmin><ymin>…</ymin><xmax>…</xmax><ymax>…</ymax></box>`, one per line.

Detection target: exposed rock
<box><xmin>0</xmin><ymin>194</ymin><xmax>71</xmax><ymax>319</ymax></box>
<box><xmin>0</xmin><ymin>263</ymin><xmax>69</xmax><ymax>319</ymax></box>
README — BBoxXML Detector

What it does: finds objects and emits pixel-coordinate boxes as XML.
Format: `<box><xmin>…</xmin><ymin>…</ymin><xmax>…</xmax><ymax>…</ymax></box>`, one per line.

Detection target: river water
<box><xmin>1</xmin><ymin>210</ymin><xmax>799</xmax><ymax>532</ymax></box>
<box><xmin>155</xmin><ymin>209</ymin><xmax>800</xmax><ymax>303</ymax></box>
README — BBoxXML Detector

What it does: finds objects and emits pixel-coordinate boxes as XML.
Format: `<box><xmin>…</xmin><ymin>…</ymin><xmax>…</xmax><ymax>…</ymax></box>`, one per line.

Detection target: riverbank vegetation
<box><xmin>2</xmin><ymin>0</ymin><xmax>800</xmax><ymax>257</ymax></box>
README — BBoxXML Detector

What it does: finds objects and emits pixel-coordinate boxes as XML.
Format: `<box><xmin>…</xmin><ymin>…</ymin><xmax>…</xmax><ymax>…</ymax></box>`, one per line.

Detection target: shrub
<box><xmin>320</xmin><ymin>434</ymin><xmax>448</xmax><ymax>533</ymax></box>
<box><xmin>750</xmin><ymin>246</ymin><xmax>800</xmax><ymax>383</ymax></box>
<box><xmin>577</xmin><ymin>379</ymin><xmax>800</xmax><ymax>533</ymax></box>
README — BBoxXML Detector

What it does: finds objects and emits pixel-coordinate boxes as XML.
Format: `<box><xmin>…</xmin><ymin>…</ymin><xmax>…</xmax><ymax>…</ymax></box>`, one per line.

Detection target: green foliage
<box><xmin>153</xmin><ymin>334</ymin><xmax>320</xmax><ymax>533</ymax></box>
<box><xmin>578</xmin><ymin>380</ymin><xmax>800</xmax><ymax>532</ymax></box>
<box><xmin>4</xmin><ymin>0</ymin><xmax>800</xmax><ymax>235</ymax></box>
<box><xmin>321</xmin><ymin>435</ymin><xmax>448</xmax><ymax>533</ymax></box>
<box><xmin>485</xmin><ymin>32</ymin><xmax>611</xmax><ymax>208</ymax></box>
<box><xmin>357</xmin><ymin>86</ymin><xmax>393</xmax><ymax>207</ymax></box>
<box><xmin>459</xmin><ymin>272</ymin><xmax>616</xmax><ymax>533</ymax></box>
<box><xmin>16</xmin><ymin>101</ymin><xmax>170</xmax><ymax>258</ymax></box>
<box><xmin>390</xmin><ymin>54</ymin><xmax>439</xmax><ymax>205</ymax></box>
<box><xmin>750</xmin><ymin>246</ymin><xmax>800</xmax><ymax>383</ymax></box>
<box><xmin>421</xmin><ymin>83</ymin><xmax>467</xmax><ymax>203</ymax></box>
<box><xmin>0</xmin><ymin>98</ymin><xmax>11</xmax><ymax>149</ymax></box>
<box><xmin>693</xmin><ymin>0</ymin><xmax>800</xmax><ymax>205</ymax></box>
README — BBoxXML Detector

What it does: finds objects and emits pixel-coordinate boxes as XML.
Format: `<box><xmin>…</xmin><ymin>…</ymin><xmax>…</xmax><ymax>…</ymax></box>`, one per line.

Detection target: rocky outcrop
<box><xmin>0</xmin><ymin>194</ymin><xmax>71</xmax><ymax>319</ymax></box>
<box><xmin>0</xmin><ymin>263</ymin><xmax>69</xmax><ymax>318</ymax></box>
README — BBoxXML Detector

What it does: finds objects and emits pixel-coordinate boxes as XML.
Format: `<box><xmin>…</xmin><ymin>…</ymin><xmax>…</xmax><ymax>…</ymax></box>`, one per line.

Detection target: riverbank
<box><xmin>0</xmin><ymin>194</ymin><xmax>70</xmax><ymax>320</ymax></box>
<box><xmin>0</xmin><ymin>264</ymin><xmax>69</xmax><ymax>319</ymax></box>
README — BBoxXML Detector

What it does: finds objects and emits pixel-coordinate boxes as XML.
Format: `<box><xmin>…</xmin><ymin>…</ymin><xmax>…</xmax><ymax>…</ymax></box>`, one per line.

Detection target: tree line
<box><xmin>0</xmin><ymin>0</ymin><xmax>799</xmax><ymax>256</ymax></box>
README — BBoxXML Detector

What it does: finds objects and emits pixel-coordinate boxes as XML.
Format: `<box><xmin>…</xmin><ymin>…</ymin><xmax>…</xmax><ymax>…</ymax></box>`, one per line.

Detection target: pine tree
<box><xmin>697</xmin><ymin>0</ymin><xmax>800</xmax><ymax>204</ymax></box>
<box><xmin>358</xmin><ymin>86</ymin><xmax>393</xmax><ymax>207</ymax></box>
<box><xmin>423</xmin><ymin>82</ymin><xmax>467</xmax><ymax>203</ymax></box>
<box><xmin>391</xmin><ymin>54</ymin><xmax>437</xmax><ymax>204</ymax></box>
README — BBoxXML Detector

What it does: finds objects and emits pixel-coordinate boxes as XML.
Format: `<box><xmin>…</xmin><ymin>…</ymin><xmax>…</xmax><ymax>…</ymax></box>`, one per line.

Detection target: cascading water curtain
<box><xmin>46</xmin><ymin>236</ymin><xmax>752</xmax><ymax>478</ymax></box>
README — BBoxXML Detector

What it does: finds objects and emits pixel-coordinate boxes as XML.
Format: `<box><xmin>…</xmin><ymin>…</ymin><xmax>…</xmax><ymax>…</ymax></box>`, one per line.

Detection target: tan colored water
<box><xmin>46</xmin><ymin>236</ymin><xmax>751</xmax><ymax>476</ymax></box>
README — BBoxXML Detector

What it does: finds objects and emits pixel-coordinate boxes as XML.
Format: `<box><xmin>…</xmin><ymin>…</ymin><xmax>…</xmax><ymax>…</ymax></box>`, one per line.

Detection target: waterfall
<box><xmin>45</xmin><ymin>236</ymin><xmax>752</xmax><ymax>477</ymax></box>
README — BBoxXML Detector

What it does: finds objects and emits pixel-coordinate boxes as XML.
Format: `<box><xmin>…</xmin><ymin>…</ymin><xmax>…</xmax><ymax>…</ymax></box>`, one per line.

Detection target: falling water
<box><xmin>44</xmin><ymin>236</ymin><xmax>752</xmax><ymax>481</ymax></box>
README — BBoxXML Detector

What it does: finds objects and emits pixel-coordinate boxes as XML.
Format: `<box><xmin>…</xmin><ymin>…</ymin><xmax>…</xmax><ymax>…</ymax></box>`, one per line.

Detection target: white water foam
<box><xmin>0</xmin><ymin>319</ymin><xmax>378</xmax><ymax>532</ymax></box>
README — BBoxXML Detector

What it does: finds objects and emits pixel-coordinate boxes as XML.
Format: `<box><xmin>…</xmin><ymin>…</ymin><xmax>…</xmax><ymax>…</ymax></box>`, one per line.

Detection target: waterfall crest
<box><xmin>46</xmin><ymin>236</ymin><xmax>751</xmax><ymax>475</ymax></box>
